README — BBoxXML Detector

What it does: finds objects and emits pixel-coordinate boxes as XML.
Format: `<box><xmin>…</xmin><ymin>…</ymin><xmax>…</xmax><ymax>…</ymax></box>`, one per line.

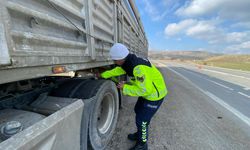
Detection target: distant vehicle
<box><xmin>0</xmin><ymin>0</ymin><xmax>148</xmax><ymax>149</ymax></box>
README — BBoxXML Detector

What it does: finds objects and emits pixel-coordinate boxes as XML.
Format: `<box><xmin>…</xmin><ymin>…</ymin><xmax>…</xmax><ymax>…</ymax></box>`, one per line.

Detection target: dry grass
<box><xmin>198</xmin><ymin>55</ymin><xmax>250</xmax><ymax>71</ymax></box>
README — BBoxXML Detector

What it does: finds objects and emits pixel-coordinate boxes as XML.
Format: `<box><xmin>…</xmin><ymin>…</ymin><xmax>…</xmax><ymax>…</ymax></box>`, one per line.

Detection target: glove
<box><xmin>94</xmin><ymin>72</ymin><xmax>101</xmax><ymax>79</ymax></box>
<box><xmin>117</xmin><ymin>81</ymin><xmax>126</xmax><ymax>89</ymax></box>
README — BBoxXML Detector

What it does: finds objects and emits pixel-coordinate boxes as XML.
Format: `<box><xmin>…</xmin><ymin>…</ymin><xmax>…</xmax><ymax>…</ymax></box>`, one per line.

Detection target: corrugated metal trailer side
<box><xmin>0</xmin><ymin>0</ymin><xmax>148</xmax><ymax>84</ymax></box>
<box><xmin>120</xmin><ymin>0</ymin><xmax>148</xmax><ymax>57</ymax></box>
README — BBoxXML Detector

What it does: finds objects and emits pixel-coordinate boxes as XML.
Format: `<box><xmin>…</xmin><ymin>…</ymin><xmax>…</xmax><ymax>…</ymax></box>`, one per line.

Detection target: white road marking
<box><xmin>206</xmin><ymin>79</ymin><xmax>234</xmax><ymax>91</ymax></box>
<box><xmin>180</xmin><ymin>67</ymin><xmax>234</xmax><ymax>91</ymax></box>
<box><xmin>244</xmin><ymin>87</ymin><xmax>250</xmax><ymax>91</ymax></box>
<box><xmin>206</xmin><ymin>65</ymin><xmax>250</xmax><ymax>76</ymax></box>
<box><xmin>203</xmin><ymin>69</ymin><xmax>250</xmax><ymax>81</ymax></box>
<box><xmin>238</xmin><ymin>92</ymin><xmax>250</xmax><ymax>99</ymax></box>
<box><xmin>168</xmin><ymin>67</ymin><xmax>250</xmax><ymax>127</ymax></box>
<box><xmin>205</xmin><ymin>91</ymin><xmax>250</xmax><ymax>127</ymax></box>
<box><xmin>180</xmin><ymin>68</ymin><xmax>203</xmax><ymax>78</ymax></box>
<box><xmin>172</xmin><ymin>63</ymin><xmax>250</xmax><ymax>91</ymax></box>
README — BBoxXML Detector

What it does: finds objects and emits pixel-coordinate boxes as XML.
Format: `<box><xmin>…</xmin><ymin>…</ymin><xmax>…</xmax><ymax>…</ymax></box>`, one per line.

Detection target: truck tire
<box><xmin>88</xmin><ymin>80</ymin><xmax>119</xmax><ymax>150</ymax></box>
<box><xmin>49</xmin><ymin>79</ymin><xmax>119</xmax><ymax>150</ymax></box>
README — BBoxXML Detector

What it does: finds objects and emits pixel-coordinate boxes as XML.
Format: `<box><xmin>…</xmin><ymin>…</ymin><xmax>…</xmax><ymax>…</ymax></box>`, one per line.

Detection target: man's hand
<box><xmin>117</xmin><ymin>81</ymin><xmax>125</xmax><ymax>89</ymax></box>
<box><xmin>94</xmin><ymin>72</ymin><xmax>101</xmax><ymax>79</ymax></box>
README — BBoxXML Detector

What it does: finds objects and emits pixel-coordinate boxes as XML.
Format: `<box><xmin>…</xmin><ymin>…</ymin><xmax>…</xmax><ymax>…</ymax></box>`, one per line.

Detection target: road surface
<box><xmin>107</xmin><ymin>63</ymin><xmax>250</xmax><ymax>150</ymax></box>
<box><xmin>172</xmin><ymin>62</ymin><xmax>250</xmax><ymax>89</ymax></box>
<box><xmin>168</xmin><ymin>65</ymin><xmax>250</xmax><ymax>121</ymax></box>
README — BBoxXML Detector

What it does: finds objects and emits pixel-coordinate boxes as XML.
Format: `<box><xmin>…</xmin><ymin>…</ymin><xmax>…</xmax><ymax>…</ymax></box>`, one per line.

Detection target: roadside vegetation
<box><xmin>149</xmin><ymin>51</ymin><xmax>250</xmax><ymax>71</ymax></box>
<box><xmin>197</xmin><ymin>55</ymin><xmax>250</xmax><ymax>71</ymax></box>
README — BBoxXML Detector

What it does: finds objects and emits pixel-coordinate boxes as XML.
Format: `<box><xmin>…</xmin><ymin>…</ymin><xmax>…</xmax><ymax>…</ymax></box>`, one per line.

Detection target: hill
<box><xmin>149</xmin><ymin>51</ymin><xmax>220</xmax><ymax>60</ymax></box>
<box><xmin>149</xmin><ymin>51</ymin><xmax>250</xmax><ymax>71</ymax></box>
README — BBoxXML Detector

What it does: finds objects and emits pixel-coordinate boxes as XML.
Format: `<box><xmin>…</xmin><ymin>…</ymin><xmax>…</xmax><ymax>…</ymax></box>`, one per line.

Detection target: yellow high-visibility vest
<box><xmin>101</xmin><ymin>64</ymin><xmax>167</xmax><ymax>101</ymax></box>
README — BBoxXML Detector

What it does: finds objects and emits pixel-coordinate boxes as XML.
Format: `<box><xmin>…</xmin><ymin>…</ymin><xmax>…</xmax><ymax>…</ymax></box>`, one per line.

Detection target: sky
<box><xmin>134</xmin><ymin>0</ymin><xmax>250</xmax><ymax>54</ymax></box>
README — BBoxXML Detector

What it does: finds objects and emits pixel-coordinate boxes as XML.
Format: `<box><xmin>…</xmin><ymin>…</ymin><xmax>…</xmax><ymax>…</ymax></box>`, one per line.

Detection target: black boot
<box><xmin>128</xmin><ymin>132</ymin><xmax>138</xmax><ymax>141</ymax></box>
<box><xmin>129</xmin><ymin>142</ymin><xmax>148</xmax><ymax>150</ymax></box>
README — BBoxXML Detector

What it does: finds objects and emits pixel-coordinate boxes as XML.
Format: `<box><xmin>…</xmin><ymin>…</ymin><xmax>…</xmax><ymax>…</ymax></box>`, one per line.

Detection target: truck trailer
<box><xmin>0</xmin><ymin>0</ymin><xmax>148</xmax><ymax>149</ymax></box>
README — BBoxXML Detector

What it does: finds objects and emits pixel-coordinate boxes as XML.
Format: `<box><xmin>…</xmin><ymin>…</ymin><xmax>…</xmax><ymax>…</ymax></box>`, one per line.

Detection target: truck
<box><xmin>0</xmin><ymin>0</ymin><xmax>148</xmax><ymax>149</ymax></box>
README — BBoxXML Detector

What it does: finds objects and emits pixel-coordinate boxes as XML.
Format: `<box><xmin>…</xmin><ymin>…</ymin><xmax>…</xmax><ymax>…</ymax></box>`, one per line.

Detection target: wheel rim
<box><xmin>97</xmin><ymin>92</ymin><xmax>115</xmax><ymax>135</ymax></box>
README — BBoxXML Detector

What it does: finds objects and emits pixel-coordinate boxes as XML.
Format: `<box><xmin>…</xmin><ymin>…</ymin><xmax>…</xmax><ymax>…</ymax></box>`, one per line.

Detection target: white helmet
<box><xmin>110</xmin><ymin>43</ymin><xmax>129</xmax><ymax>60</ymax></box>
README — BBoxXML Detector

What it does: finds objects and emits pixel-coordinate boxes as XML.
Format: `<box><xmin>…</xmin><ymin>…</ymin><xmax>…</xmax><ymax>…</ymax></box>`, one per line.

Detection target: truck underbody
<box><xmin>0</xmin><ymin>75</ymin><xmax>121</xmax><ymax>150</ymax></box>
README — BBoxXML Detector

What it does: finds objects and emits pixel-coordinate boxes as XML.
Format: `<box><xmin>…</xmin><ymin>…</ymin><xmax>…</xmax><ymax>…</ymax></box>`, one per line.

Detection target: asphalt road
<box><xmin>201</xmin><ymin>65</ymin><xmax>250</xmax><ymax>79</ymax></box>
<box><xmin>169</xmin><ymin>66</ymin><xmax>250</xmax><ymax>120</ymax></box>
<box><xmin>107</xmin><ymin>65</ymin><xmax>250</xmax><ymax>150</ymax></box>
<box><xmin>180</xmin><ymin>63</ymin><xmax>250</xmax><ymax>88</ymax></box>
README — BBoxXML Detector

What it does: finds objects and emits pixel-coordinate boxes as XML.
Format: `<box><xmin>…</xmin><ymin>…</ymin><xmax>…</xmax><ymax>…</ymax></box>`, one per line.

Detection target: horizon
<box><xmin>148</xmin><ymin>49</ymin><xmax>250</xmax><ymax>55</ymax></box>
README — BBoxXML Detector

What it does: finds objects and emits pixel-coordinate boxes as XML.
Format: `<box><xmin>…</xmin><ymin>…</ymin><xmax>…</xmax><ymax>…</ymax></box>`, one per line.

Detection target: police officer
<box><xmin>100</xmin><ymin>43</ymin><xmax>168</xmax><ymax>150</ymax></box>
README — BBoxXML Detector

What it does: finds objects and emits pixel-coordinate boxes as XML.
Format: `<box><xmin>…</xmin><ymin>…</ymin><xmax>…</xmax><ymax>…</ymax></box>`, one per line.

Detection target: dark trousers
<box><xmin>134</xmin><ymin>97</ymin><xmax>164</xmax><ymax>143</ymax></box>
